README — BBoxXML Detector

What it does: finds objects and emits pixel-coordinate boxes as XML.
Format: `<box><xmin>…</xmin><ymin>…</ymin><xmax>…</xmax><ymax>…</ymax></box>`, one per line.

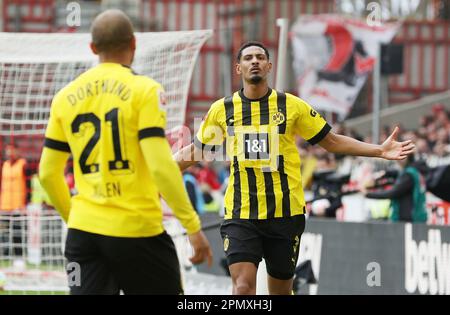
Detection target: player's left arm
<box><xmin>38</xmin><ymin>94</ymin><xmax>71</xmax><ymax>222</ymax></box>
<box><xmin>293</xmin><ymin>96</ymin><xmax>414</xmax><ymax>161</ymax></box>
<box><xmin>319</xmin><ymin>126</ymin><xmax>415</xmax><ymax>161</ymax></box>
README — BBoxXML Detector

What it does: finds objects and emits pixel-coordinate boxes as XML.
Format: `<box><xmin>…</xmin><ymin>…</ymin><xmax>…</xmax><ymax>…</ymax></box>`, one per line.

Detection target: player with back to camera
<box><xmin>39</xmin><ymin>9</ymin><xmax>212</xmax><ymax>295</ymax></box>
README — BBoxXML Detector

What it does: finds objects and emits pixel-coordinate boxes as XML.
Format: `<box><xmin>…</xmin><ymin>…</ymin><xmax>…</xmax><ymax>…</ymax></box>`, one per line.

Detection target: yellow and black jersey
<box><xmin>196</xmin><ymin>88</ymin><xmax>331</xmax><ymax>220</ymax></box>
<box><xmin>44</xmin><ymin>63</ymin><xmax>170</xmax><ymax>236</ymax></box>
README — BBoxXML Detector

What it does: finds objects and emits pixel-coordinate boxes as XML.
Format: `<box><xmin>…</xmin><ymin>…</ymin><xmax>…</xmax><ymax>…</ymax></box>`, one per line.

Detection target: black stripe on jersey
<box><xmin>44</xmin><ymin>138</ymin><xmax>71</xmax><ymax>153</ymax></box>
<box><xmin>243</xmin><ymin>133</ymin><xmax>251</xmax><ymax>160</ymax></box>
<box><xmin>278</xmin><ymin>155</ymin><xmax>291</xmax><ymax>217</ymax></box>
<box><xmin>307</xmin><ymin>123</ymin><xmax>332</xmax><ymax>145</ymax></box>
<box><xmin>194</xmin><ymin>137</ymin><xmax>217</xmax><ymax>152</ymax></box>
<box><xmin>246</xmin><ymin>168</ymin><xmax>258</xmax><ymax>219</ymax></box>
<box><xmin>138</xmin><ymin>127</ymin><xmax>165</xmax><ymax>140</ymax></box>
<box><xmin>263</xmin><ymin>171</ymin><xmax>276</xmax><ymax>219</ymax></box>
<box><xmin>260</xmin><ymin>98</ymin><xmax>270</xmax><ymax>125</ymax></box>
<box><xmin>242</xmin><ymin>99</ymin><xmax>252</xmax><ymax>125</ymax></box>
<box><xmin>276</xmin><ymin>91</ymin><xmax>287</xmax><ymax>134</ymax></box>
<box><xmin>232</xmin><ymin>156</ymin><xmax>241</xmax><ymax>219</ymax></box>
<box><xmin>224</xmin><ymin>96</ymin><xmax>234</xmax><ymax>136</ymax></box>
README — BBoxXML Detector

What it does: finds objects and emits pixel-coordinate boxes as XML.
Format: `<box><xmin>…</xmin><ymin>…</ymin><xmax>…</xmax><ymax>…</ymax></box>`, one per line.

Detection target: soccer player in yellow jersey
<box><xmin>175</xmin><ymin>41</ymin><xmax>415</xmax><ymax>295</ymax></box>
<box><xmin>38</xmin><ymin>10</ymin><xmax>212</xmax><ymax>295</ymax></box>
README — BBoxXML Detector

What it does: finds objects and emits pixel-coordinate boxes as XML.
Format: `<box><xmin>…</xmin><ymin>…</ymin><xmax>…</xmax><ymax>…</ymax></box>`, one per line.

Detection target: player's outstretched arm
<box><xmin>39</xmin><ymin>148</ymin><xmax>71</xmax><ymax>222</ymax></box>
<box><xmin>140</xmin><ymin>137</ymin><xmax>213</xmax><ymax>266</ymax></box>
<box><xmin>318</xmin><ymin>126</ymin><xmax>415</xmax><ymax>160</ymax></box>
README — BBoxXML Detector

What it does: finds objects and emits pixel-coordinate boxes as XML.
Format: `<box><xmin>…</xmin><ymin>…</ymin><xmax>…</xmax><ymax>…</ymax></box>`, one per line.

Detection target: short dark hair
<box><xmin>91</xmin><ymin>10</ymin><xmax>134</xmax><ymax>54</ymax></box>
<box><xmin>236</xmin><ymin>41</ymin><xmax>270</xmax><ymax>62</ymax></box>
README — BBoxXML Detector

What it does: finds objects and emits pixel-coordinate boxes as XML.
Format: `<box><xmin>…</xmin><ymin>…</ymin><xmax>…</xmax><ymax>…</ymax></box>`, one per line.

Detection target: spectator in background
<box><xmin>365</xmin><ymin>154</ymin><xmax>427</xmax><ymax>223</ymax></box>
<box><xmin>415</xmin><ymin>136</ymin><xmax>431</xmax><ymax>161</ymax></box>
<box><xmin>195</xmin><ymin>162</ymin><xmax>222</xmax><ymax>212</ymax></box>
<box><xmin>429</xmin><ymin>140</ymin><xmax>450</xmax><ymax>167</ymax></box>
<box><xmin>217</xmin><ymin>161</ymin><xmax>230</xmax><ymax>188</ymax></box>
<box><xmin>426</xmin><ymin>123</ymin><xmax>439</xmax><ymax>149</ymax></box>
<box><xmin>433</xmin><ymin>103</ymin><xmax>449</xmax><ymax>129</ymax></box>
<box><xmin>436</xmin><ymin>128</ymin><xmax>449</xmax><ymax>146</ymax></box>
<box><xmin>196</xmin><ymin>161</ymin><xmax>221</xmax><ymax>191</ymax></box>
<box><xmin>0</xmin><ymin>143</ymin><xmax>30</xmax><ymax>266</ymax></box>
<box><xmin>0</xmin><ymin>144</ymin><xmax>29</xmax><ymax>211</ymax></box>
<box><xmin>309</xmin><ymin>153</ymin><xmax>343</xmax><ymax>218</ymax></box>
<box><xmin>418</xmin><ymin>115</ymin><xmax>431</xmax><ymax>138</ymax></box>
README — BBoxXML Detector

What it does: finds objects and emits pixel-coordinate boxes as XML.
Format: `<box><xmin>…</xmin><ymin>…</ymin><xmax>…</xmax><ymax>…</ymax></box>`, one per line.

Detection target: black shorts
<box><xmin>220</xmin><ymin>214</ymin><xmax>305</xmax><ymax>280</ymax></box>
<box><xmin>64</xmin><ymin>228</ymin><xmax>183</xmax><ymax>295</ymax></box>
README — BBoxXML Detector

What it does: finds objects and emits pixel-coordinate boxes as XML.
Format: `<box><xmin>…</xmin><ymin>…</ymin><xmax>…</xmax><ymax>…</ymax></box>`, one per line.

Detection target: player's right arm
<box><xmin>174</xmin><ymin>101</ymin><xmax>225</xmax><ymax>172</ymax></box>
<box><xmin>39</xmin><ymin>94</ymin><xmax>72</xmax><ymax>222</ymax></box>
<box><xmin>138</xmin><ymin>84</ymin><xmax>212</xmax><ymax>266</ymax></box>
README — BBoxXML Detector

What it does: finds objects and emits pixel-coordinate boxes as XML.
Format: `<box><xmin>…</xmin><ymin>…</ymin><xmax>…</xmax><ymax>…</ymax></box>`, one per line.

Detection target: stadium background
<box><xmin>0</xmin><ymin>0</ymin><xmax>449</xmax><ymax>295</ymax></box>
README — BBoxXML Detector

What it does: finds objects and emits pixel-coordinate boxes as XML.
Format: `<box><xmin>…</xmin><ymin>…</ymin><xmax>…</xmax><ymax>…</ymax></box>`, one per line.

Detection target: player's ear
<box><xmin>267</xmin><ymin>61</ymin><xmax>272</xmax><ymax>73</ymax></box>
<box><xmin>90</xmin><ymin>42</ymin><xmax>99</xmax><ymax>55</ymax></box>
<box><xmin>235</xmin><ymin>62</ymin><xmax>242</xmax><ymax>75</ymax></box>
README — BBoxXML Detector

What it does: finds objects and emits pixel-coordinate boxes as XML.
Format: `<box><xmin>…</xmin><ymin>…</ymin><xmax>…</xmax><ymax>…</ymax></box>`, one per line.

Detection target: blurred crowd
<box><xmin>298</xmin><ymin>103</ymin><xmax>449</xmax><ymax>222</ymax></box>
<box><xmin>180</xmin><ymin>103</ymin><xmax>450</xmax><ymax>224</ymax></box>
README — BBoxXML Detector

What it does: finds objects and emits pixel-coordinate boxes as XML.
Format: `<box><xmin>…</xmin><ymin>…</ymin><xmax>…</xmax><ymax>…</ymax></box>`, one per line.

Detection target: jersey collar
<box><xmin>238</xmin><ymin>87</ymin><xmax>272</xmax><ymax>102</ymax></box>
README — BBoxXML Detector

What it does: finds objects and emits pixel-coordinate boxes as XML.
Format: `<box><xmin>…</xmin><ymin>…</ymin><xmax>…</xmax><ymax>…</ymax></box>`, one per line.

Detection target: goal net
<box><xmin>0</xmin><ymin>207</ymin><xmax>67</xmax><ymax>293</ymax></box>
<box><xmin>0</xmin><ymin>30</ymin><xmax>212</xmax><ymax>135</ymax></box>
<box><xmin>0</xmin><ymin>30</ymin><xmax>212</xmax><ymax>294</ymax></box>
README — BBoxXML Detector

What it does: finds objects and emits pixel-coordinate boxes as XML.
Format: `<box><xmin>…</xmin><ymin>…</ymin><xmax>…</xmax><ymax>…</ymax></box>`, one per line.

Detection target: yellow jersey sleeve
<box><xmin>293</xmin><ymin>97</ymin><xmax>331</xmax><ymax>145</ymax></box>
<box><xmin>195</xmin><ymin>100</ymin><xmax>225</xmax><ymax>151</ymax></box>
<box><xmin>44</xmin><ymin>92</ymin><xmax>71</xmax><ymax>153</ymax></box>
<box><xmin>140</xmin><ymin>137</ymin><xmax>201</xmax><ymax>235</ymax></box>
<box><xmin>138</xmin><ymin>84</ymin><xmax>167</xmax><ymax>140</ymax></box>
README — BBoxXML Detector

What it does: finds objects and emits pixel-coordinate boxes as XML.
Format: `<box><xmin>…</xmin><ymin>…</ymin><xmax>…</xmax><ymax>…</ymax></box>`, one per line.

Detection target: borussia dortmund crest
<box><xmin>272</xmin><ymin>111</ymin><xmax>285</xmax><ymax>125</ymax></box>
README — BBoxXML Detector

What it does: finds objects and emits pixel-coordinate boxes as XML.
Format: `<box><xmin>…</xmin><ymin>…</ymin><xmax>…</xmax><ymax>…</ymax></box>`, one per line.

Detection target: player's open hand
<box><xmin>380</xmin><ymin>126</ymin><xmax>415</xmax><ymax>160</ymax></box>
<box><xmin>188</xmin><ymin>230</ymin><xmax>213</xmax><ymax>267</ymax></box>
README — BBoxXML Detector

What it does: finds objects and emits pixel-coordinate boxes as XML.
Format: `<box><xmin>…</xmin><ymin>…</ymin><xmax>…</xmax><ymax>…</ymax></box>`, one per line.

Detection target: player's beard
<box><xmin>249</xmin><ymin>75</ymin><xmax>263</xmax><ymax>84</ymax></box>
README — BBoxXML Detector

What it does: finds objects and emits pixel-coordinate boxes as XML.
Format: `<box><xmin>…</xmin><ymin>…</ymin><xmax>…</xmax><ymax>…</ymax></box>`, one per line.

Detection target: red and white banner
<box><xmin>291</xmin><ymin>14</ymin><xmax>401</xmax><ymax>118</ymax></box>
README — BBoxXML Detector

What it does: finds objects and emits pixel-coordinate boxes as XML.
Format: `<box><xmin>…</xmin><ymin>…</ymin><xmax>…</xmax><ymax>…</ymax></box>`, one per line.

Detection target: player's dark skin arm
<box><xmin>318</xmin><ymin>127</ymin><xmax>415</xmax><ymax>160</ymax></box>
<box><xmin>174</xmin><ymin>143</ymin><xmax>202</xmax><ymax>172</ymax></box>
